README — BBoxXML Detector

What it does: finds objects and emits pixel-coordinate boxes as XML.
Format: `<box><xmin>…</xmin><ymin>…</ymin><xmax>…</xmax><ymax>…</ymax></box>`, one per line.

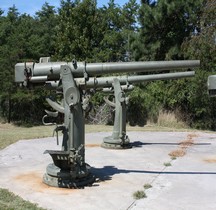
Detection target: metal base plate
<box><xmin>102</xmin><ymin>136</ymin><xmax>132</xmax><ymax>149</ymax></box>
<box><xmin>43</xmin><ymin>163</ymin><xmax>95</xmax><ymax>188</ymax></box>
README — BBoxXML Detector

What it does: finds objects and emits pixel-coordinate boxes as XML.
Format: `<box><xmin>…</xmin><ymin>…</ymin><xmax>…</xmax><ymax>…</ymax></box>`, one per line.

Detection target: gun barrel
<box><xmin>15</xmin><ymin>59</ymin><xmax>199</xmax><ymax>84</ymax></box>
<box><xmin>34</xmin><ymin>60</ymin><xmax>199</xmax><ymax>76</ymax></box>
<box><xmin>76</xmin><ymin>71</ymin><xmax>195</xmax><ymax>88</ymax></box>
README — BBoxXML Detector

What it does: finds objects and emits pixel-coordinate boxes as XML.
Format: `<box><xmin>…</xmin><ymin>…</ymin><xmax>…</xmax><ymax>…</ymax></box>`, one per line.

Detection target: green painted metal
<box><xmin>77</xmin><ymin>71</ymin><xmax>195</xmax><ymax>88</ymax></box>
<box><xmin>14</xmin><ymin>57</ymin><xmax>199</xmax><ymax>188</ymax></box>
<box><xmin>207</xmin><ymin>75</ymin><xmax>216</xmax><ymax>97</ymax></box>
<box><xmin>43</xmin><ymin>65</ymin><xmax>95</xmax><ymax>188</ymax></box>
<box><xmin>102</xmin><ymin>78</ymin><xmax>131</xmax><ymax>149</ymax></box>
<box><xmin>15</xmin><ymin>58</ymin><xmax>199</xmax><ymax>84</ymax></box>
<box><xmin>101</xmin><ymin>71</ymin><xmax>196</xmax><ymax>149</ymax></box>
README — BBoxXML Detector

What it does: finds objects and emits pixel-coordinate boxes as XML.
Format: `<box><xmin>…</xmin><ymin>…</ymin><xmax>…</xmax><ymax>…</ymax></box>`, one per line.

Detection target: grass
<box><xmin>0</xmin><ymin>188</ymin><xmax>46</xmax><ymax>210</ymax></box>
<box><xmin>0</xmin><ymin>122</ymin><xmax>195</xmax><ymax>150</ymax></box>
<box><xmin>156</xmin><ymin>110</ymin><xmax>188</xmax><ymax>129</ymax></box>
<box><xmin>164</xmin><ymin>162</ymin><xmax>172</xmax><ymax>167</ymax></box>
<box><xmin>133</xmin><ymin>184</ymin><xmax>152</xmax><ymax>200</ymax></box>
<box><xmin>133</xmin><ymin>190</ymin><xmax>147</xmax><ymax>200</ymax></box>
<box><xmin>0</xmin><ymin>123</ymin><xmax>55</xmax><ymax>149</ymax></box>
<box><xmin>143</xmin><ymin>183</ymin><xmax>152</xmax><ymax>189</ymax></box>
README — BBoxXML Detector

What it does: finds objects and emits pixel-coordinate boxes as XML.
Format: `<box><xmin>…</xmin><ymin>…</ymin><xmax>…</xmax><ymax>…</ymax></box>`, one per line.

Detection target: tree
<box><xmin>0</xmin><ymin>4</ymin><xmax>58</xmax><ymax>124</ymax></box>
<box><xmin>94</xmin><ymin>0</ymin><xmax>126</xmax><ymax>62</ymax></box>
<box><xmin>132</xmin><ymin>0</ymin><xmax>203</xmax><ymax>61</ymax></box>
<box><xmin>128</xmin><ymin>0</ymin><xmax>207</xmax><ymax>127</ymax></box>
<box><xmin>55</xmin><ymin>0</ymin><xmax>135</xmax><ymax>62</ymax></box>
<box><xmin>56</xmin><ymin>0</ymin><xmax>100</xmax><ymax>61</ymax></box>
<box><xmin>35</xmin><ymin>2</ymin><xmax>58</xmax><ymax>57</ymax></box>
<box><xmin>0</xmin><ymin>6</ymin><xmax>20</xmax><ymax>122</ymax></box>
<box><xmin>118</xmin><ymin>0</ymin><xmax>139</xmax><ymax>61</ymax></box>
<box><xmin>180</xmin><ymin>0</ymin><xmax>216</xmax><ymax>129</ymax></box>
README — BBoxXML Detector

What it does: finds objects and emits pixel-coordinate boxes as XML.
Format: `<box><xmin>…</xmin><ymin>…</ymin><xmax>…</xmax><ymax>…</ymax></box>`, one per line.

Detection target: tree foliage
<box><xmin>0</xmin><ymin>0</ymin><xmax>215</xmax><ymax>130</ymax></box>
<box><xmin>132</xmin><ymin>0</ymin><xmax>203</xmax><ymax>60</ymax></box>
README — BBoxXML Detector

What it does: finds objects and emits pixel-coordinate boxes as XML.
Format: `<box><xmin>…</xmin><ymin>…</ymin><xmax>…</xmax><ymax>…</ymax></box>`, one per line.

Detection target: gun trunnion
<box><xmin>14</xmin><ymin>58</ymin><xmax>199</xmax><ymax>188</ymax></box>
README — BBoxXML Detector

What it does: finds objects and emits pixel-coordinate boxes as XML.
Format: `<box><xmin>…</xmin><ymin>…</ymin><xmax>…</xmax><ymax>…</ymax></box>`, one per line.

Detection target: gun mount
<box><xmin>15</xmin><ymin>57</ymin><xmax>199</xmax><ymax>188</ymax></box>
<box><xmin>101</xmin><ymin>72</ymin><xmax>195</xmax><ymax>149</ymax></box>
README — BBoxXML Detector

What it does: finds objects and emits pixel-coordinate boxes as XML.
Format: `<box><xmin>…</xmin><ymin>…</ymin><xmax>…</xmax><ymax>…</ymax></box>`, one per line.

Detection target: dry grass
<box><xmin>157</xmin><ymin>110</ymin><xmax>188</xmax><ymax>129</ymax></box>
<box><xmin>169</xmin><ymin>133</ymin><xmax>198</xmax><ymax>158</ymax></box>
<box><xmin>0</xmin><ymin>123</ymin><xmax>55</xmax><ymax>149</ymax></box>
<box><xmin>179</xmin><ymin>139</ymin><xmax>194</xmax><ymax>148</ymax></box>
<box><xmin>169</xmin><ymin>149</ymin><xmax>186</xmax><ymax>157</ymax></box>
<box><xmin>0</xmin><ymin>122</ymin><xmax>195</xmax><ymax>150</ymax></box>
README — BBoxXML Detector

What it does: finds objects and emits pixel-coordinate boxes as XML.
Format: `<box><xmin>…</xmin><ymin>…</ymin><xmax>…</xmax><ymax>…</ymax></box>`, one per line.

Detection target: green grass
<box><xmin>0</xmin><ymin>188</ymin><xmax>46</xmax><ymax>210</ymax></box>
<box><xmin>164</xmin><ymin>162</ymin><xmax>172</xmax><ymax>167</ymax></box>
<box><xmin>133</xmin><ymin>190</ymin><xmax>147</xmax><ymax>200</ymax></box>
<box><xmin>143</xmin><ymin>183</ymin><xmax>152</xmax><ymax>189</ymax></box>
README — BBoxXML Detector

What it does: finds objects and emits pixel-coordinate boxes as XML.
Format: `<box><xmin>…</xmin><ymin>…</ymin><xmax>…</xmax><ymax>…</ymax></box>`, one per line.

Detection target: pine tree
<box><xmin>56</xmin><ymin>0</ymin><xmax>99</xmax><ymax>61</ymax></box>
<box><xmin>35</xmin><ymin>2</ymin><xmax>58</xmax><ymax>57</ymax></box>
<box><xmin>133</xmin><ymin>0</ymin><xmax>203</xmax><ymax>61</ymax></box>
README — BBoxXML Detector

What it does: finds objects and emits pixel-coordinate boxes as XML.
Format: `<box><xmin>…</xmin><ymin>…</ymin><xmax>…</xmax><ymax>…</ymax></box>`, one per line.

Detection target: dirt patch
<box><xmin>169</xmin><ymin>133</ymin><xmax>198</xmax><ymax>158</ymax></box>
<box><xmin>204</xmin><ymin>158</ymin><xmax>216</xmax><ymax>163</ymax></box>
<box><xmin>187</xmin><ymin>133</ymin><xmax>199</xmax><ymax>139</ymax></box>
<box><xmin>14</xmin><ymin>172</ymin><xmax>74</xmax><ymax>194</ymax></box>
<box><xmin>86</xmin><ymin>144</ymin><xmax>100</xmax><ymax>147</ymax></box>
<box><xmin>179</xmin><ymin>139</ymin><xmax>194</xmax><ymax>148</ymax></box>
<box><xmin>169</xmin><ymin>149</ymin><xmax>186</xmax><ymax>157</ymax></box>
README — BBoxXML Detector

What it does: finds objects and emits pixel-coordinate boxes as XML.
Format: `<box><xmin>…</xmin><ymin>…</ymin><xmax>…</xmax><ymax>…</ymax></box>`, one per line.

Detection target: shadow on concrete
<box><xmin>91</xmin><ymin>165</ymin><xmax>216</xmax><ymax>183</ymax></box>
<box><xmin>131</xmin><ymin>141</ymin><xmax>211</xmax><ymax>148</ymax></box>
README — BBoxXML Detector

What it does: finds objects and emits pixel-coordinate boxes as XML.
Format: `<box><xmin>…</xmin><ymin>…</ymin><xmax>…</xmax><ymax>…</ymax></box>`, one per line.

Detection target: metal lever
<box><xmin>53</xmin><ymin>125</ymin><xmax>66</xmax><ymax>145</ymax></box>
<box><xmin>42</xmin><ymin>110</ymin><xmax>58</xmax><ymax>126</ymax></box>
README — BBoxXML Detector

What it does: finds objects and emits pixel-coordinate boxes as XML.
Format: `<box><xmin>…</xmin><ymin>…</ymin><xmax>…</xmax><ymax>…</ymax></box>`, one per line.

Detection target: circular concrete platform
<box><xmin>0</xmin><ymin>131</ymin><xmax>216</xmax><ymax>210</ymax></box>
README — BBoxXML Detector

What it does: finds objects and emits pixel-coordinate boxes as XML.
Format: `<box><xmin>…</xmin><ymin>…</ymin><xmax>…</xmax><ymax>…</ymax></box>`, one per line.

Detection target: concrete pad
<box><xmin>0</xmin><ymin>131</ymin><xmax>216</xmax><ymax>210</ymax></box>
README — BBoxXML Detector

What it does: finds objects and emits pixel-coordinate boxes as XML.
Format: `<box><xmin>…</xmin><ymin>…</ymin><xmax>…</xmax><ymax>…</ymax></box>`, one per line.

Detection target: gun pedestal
<box><xmin>102</xmin><ymin>78</ymin><xmax>131</xmax><ymax>149</ymax></box>
<box><xmin>43</xmin><ymin>65</ymin><xmax>94</xmax><ymax>188</ymax></box>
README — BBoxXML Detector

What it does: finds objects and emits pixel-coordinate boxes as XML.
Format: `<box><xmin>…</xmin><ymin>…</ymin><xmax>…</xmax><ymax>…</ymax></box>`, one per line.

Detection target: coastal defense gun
<box><xmin>15</xmin><ymin>58</ymin><xmax>199</xmax><ymax>188</ymax></box>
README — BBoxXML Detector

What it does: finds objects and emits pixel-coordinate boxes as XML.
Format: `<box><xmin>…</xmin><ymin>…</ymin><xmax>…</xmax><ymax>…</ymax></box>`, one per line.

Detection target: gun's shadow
<box><xmin>131</xmin><ymin>141</ymin><xmax>211</xmax><ymax>147</ymax></box>
<box><xmin>91</xmin><ymin>165</ymin><xmax>216</xmax><ymax>183</ymax></box>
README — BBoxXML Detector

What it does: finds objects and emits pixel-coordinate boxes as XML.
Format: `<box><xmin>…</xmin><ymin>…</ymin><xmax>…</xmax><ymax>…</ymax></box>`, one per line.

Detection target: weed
<box><xmin>143</xmin><ymin>183</ymin><xmax>152</xmax><ymax>189</ymax></box>
<box><xmin>133</xmin><ymin>190</ymin><xmax>147</xmax><ymax>199</ymax></box>
<box><xmin>164</xmin><ymin>162</ymin><xmax>172</xmax><ymax>167</ymax></box>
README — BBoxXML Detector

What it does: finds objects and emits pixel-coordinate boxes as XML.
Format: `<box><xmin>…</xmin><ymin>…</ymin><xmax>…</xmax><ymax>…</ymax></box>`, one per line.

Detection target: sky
<box><xmin>1</xmin><ymin>0</ymin><xmax>138</xmax><ymax>16</ymax></box>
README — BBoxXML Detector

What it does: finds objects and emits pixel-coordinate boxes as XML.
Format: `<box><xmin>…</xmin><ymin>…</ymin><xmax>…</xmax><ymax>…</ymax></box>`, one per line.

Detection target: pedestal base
<box><xmin>43</xmin><ymin>163</ymin><xmax>95</xmax><ymax>188</ymax></box>
<box><xmin>102</xmin><ymin>136</ymin><xmax>132</xmax><ymax>149</ymax></box>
